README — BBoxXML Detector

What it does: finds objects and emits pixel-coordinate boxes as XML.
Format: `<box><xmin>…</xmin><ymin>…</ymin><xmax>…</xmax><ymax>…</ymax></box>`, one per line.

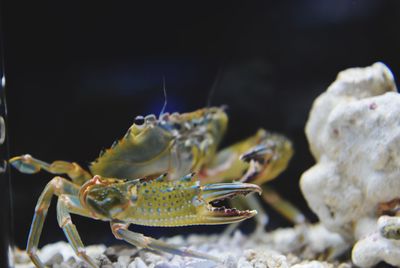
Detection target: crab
<box><xmin>10</xmin><ymin>106</ymin><xmax>298</xmax><ymax>267</ymax></box>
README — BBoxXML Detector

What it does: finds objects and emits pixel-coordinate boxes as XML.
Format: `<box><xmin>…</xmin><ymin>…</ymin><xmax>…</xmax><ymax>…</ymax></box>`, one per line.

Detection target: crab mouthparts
<box><xmin>200</xmin><ymin>182</ymin><xmax>261</xmax><ymax>224</ymax></box>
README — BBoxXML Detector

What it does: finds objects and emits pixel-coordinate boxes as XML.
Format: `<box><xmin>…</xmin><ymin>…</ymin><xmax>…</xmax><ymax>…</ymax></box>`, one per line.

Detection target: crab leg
<box><xmin>240</xmin><ymin>146</ymin><xmax>306</xmax><ymax>225</ymax></box>
<box><xmin>200</xmin><ymin>129</ymin><xmax>281</xmax><ymax>184</ymax></box>
<box><xmin>9</xmin><ymin>154</ymin><xmax>92</xmax><ymax>185</ymax></box>
<box><xmin>245</xmin><ymin>194</ymin><xmax>269</xmax><ymax>233</ymax></box>
<box><xmin>26</xmin><ymin>176</ymin><xmax>95</xmax><ymax>268</ymax></box>
<box><xmin>223</xmin><ymin>193</ymin><xmax>269</xmax><ymax>236</ymax></box>
<box><xmin>57</xmin><ymin>195</ymin><xmax>98</xmax><ymax>267</ymax></box>
<box><xmin>111</xmin><ymin>221</ymin><xmax>221</xmax><ymax>262</ymax></box>
<box><xmin>261</xmin><ymin>185</ymin><xmax>306</xmax><ymax>225</ymax></box>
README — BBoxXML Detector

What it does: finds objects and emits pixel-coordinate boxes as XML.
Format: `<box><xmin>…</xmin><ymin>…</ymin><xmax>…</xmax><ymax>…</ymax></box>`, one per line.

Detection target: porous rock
<box><xmin>300</xmin><ymin>62</ymin><xmax>400</xmax><ymax>266</ymax></box>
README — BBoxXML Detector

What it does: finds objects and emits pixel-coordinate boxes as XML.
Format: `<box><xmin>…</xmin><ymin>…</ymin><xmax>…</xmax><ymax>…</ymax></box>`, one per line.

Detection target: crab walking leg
<box><xmin>246</xmin><ymin>194</ymin><xmax>269</xmax><ymax>234</ymax></box>
<box><xmin>57</xmin><ymin>196</ymin><xmax>98</xmax><ymax>268</ymax></box>
<box><xmin>26</xmin><ymin>176</ymin><xmax>81</xmax><ymax>268</ymax></box>
<box><xmin>239</xmin><ymin>146</ymin><xmax>305</xmax><ymax>225</ymax></box>
<box><xmin>9</xmin><ymin>154</ymin><xmax>92</xmax><ymax>185</ymax></box>
<box><xmin>223</xmin><ymin>188</ymin><xmax>305</xmax><ymax>235</ymax></box>
<box><xmin>261</xmin><ymin>185</ymin><xmax>306</xmax><ymax>225</ymax></box>
<box><xmin>111</xmin><ymin>222</ymin><xmax>221</xmax><ymax>262</ymax></box>
<box><xmin>240</xmin><ymin>161</ymin><xmax>305</xmax><ymax>225</ymax></box>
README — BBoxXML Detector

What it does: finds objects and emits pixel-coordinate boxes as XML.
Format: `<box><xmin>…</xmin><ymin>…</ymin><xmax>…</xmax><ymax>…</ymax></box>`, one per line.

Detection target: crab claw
<box><xmin>117</xmin><ymin>177</ymin><xmax>262</xmax><ymax>227</ymax></box>
<box><xmin>199</xmin><ymin>182</ymin><xmax>261</xmax><ymax>224</ymax></box>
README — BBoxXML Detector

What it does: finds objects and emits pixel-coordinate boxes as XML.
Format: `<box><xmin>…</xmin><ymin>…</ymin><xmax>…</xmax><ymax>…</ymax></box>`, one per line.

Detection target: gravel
<box><xmin>14</xmin><ymin>225</ymin><xmax>352</xmax><ymax>268</ymax></box>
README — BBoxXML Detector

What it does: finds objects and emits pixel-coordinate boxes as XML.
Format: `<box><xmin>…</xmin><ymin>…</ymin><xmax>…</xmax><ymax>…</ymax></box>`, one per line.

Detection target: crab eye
<box><xmin>134</xmin><ymin>116</ymin><xmax>145</xmax><ymax>125</ymax></box>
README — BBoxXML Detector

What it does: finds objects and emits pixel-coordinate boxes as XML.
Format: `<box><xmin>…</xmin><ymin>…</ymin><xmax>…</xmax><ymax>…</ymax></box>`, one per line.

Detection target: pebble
<box><xmin>128</xmin><ymin>257</ymin><xmax>148</xmax><ymax>268</ymax></box>
<box><xmin>14</xmin><ymin>227</ymin><xmax>351</xmax><ymax>268</ymax></box>
<box><xmin>97</xmin><ymin>254</ymin><xmax>113</xmax><ymax>266</ymax></box>
<box><xmin>117</xmin><ymin>255</ymin><xmax>131</xmax><ymax>267</ymax></box>
<box><xmin>44</xmin><ymin>252</ymin><xmax>64</xmax><ymax>266</ymax></box>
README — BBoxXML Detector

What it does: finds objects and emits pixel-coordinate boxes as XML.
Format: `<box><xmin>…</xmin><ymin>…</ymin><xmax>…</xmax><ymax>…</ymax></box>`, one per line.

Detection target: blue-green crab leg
<box><xmin>57</xmin><ymin>195</ymin><xmax>98</xmax><ymax>268</ymax></box>
<box><xmin>261</xmin><ymin>185</ymin><xmax>306</xmax><ymax>225</ymax></box>
<box><xmin>240</xmin><ymin>147</ymin><xmax>306</xmax><ymax>225</ymax></box>
<box><xmin>26</xmin><ymin>176</ymin><xmax>97</xmax><ymax>268</ymax></box>
<box><xmin>9</xmin><ymin>154</ymin><xmax>92</xmax><ymax>185</ymax></box>
<box><xmin>111</xmin><ymin>221</ymin><xmax>221</xmax><ymax>262</ymax></box>
<box><xmin>26</xmin><ymin>177</ymin><xmax>80</xmax><ymax>267</ymax></box>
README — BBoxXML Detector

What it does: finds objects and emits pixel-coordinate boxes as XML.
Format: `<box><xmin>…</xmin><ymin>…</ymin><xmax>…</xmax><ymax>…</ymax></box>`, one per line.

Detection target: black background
<box><xmin>3</xmin><ymin>0</ymin><xmax>400</xmax><ymax>249</ymax></box>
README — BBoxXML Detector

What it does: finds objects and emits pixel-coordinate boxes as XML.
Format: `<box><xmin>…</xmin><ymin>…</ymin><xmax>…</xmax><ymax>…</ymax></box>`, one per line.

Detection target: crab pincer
<box><xmin>200</xmin><ymin>182</ymin><xmax>261</xmax><ymax>223</ymax></box>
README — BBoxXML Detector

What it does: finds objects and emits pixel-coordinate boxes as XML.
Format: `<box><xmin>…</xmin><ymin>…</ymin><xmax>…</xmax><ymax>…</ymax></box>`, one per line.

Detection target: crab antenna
<box><xmin>206</xmin><ymin>65</ymin><xmax>223</xmax><ymax>108</ymax></box>
<box><xmin>159</xmin><ymin>75</ymin><xmax>168</xmax><ymax>118</ymax></box>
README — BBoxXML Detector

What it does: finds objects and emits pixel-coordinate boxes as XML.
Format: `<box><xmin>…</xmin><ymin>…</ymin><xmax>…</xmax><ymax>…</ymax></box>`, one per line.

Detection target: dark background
<box><xmin>3</xmin><ymin>0</ymin><xmax>400</xmax><ymax>249</ymax></box>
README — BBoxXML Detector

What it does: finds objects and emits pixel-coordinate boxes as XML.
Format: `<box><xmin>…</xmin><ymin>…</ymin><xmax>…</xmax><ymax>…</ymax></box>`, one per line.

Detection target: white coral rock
<box><xmin>352</xmin><ymin>215</ymin><xmax>400</xmax><ymax>267</ymax></box>
<box><xmin>300</xmin><ymin>62</ymin><xmax>400</xmax><ymax>266</ymax></box>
